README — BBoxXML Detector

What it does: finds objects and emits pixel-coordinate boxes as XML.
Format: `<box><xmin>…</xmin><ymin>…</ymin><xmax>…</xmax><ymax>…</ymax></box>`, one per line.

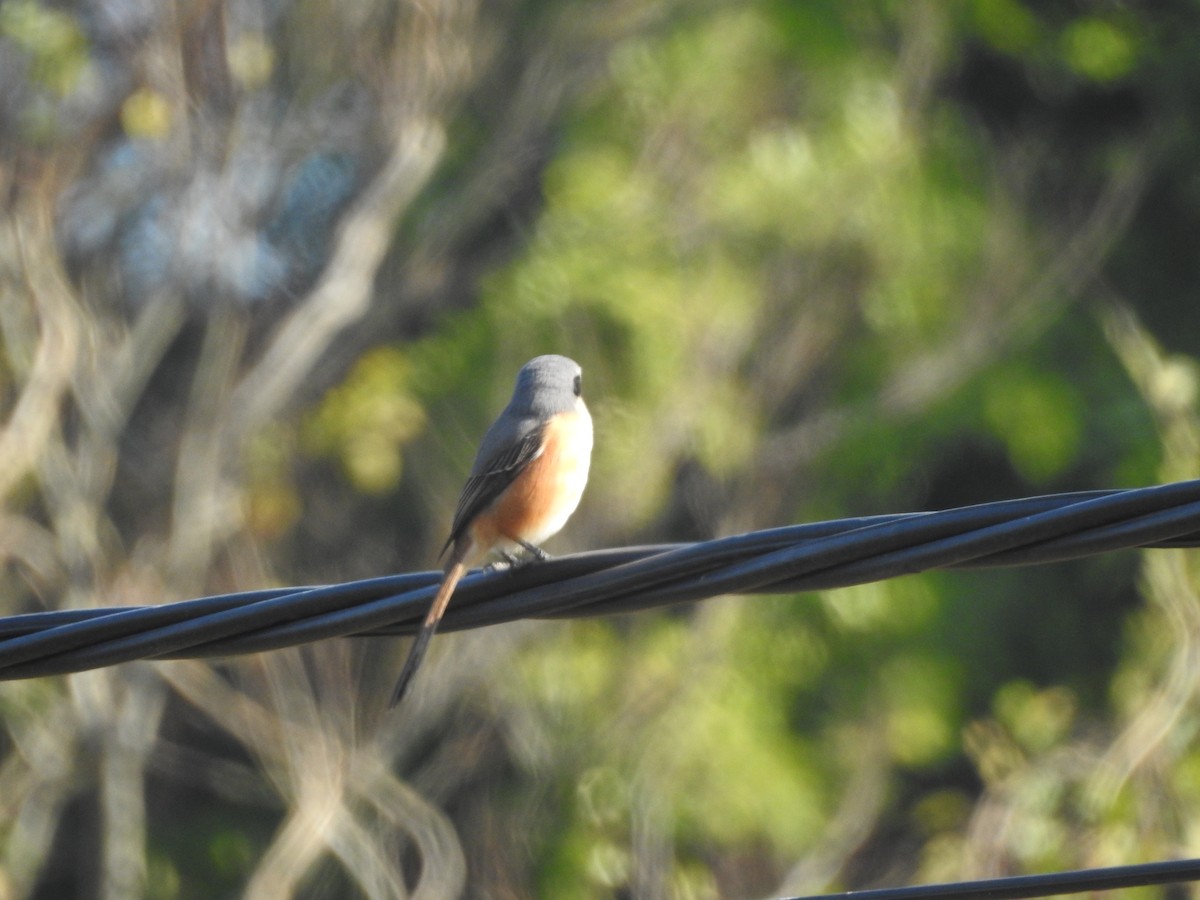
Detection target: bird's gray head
<box><xmin>511</xmin><ymin>355</ymin><xmax>584</xmax><ymax>416</ymax></box>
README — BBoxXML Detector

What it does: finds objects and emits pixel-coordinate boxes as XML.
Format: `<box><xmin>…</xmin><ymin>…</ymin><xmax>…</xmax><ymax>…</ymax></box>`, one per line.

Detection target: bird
<box><xmin>389</xmin><ymin>354</ymin><xmax>593</xmax><ymax>708</ymax></box>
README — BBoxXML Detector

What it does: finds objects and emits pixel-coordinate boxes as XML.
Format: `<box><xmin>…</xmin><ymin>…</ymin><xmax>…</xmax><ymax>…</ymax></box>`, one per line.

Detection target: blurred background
<box><xmin>1</xmin><ymin>0</ymin><xmax>1199</xmax><ymax>897</ymax></box>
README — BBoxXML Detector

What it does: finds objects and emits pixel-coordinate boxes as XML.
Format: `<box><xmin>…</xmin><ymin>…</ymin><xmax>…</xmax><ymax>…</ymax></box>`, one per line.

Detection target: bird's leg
<box><xmin>516</xmin><ymin>539</ymin><xmax>551</xmax><ymax>562</ymax></box>
<box><xmin>485</xmin><ymin>550</ymin><xmax>520</xmax><ymax>573</ymax></box>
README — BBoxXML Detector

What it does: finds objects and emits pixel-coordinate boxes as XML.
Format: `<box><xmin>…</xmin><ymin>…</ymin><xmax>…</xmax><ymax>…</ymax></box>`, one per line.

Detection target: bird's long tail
<box><xmin>389</xmin><ymin>542</ymin><xmax>470</xmax><ymax>708</ymax></box>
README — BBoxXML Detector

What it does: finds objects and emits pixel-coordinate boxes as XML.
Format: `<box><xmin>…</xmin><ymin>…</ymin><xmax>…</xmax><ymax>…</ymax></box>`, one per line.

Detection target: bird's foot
<box><xmin>484</xmin><ymin>551</ymin><xmax>520</xmax><ymax>573</ymax></box>
<box><xmin>516</xmin><ymin>540</ymin><xmax>551</xmax><ymax>562</ymax></box>
<box><xmin>485</xmin><ymin>543</ymin><xmax>550</xmax><ymax>573</ymax></box>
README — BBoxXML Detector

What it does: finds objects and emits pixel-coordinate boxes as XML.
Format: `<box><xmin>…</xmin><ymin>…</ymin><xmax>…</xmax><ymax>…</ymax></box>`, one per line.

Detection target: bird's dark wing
<box><xmin>442</xmin><ymin>421</ymin><xmax>546</xmax><ymax>556</ymax></box>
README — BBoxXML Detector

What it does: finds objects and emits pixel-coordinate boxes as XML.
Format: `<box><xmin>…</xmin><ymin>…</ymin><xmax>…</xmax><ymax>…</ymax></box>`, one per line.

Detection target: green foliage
<box><xmin>972</xmin><ymin>0</ymin><xmax>1042</xmax><ymax>55</ymax></box>
<box><xmin>303</xmin><ymin>347</ymin><xmax>428</xmax><ymax>494</ymax></box>
<box><xmin>1060</xmin><ymin>16</ymin><xmax>1141</xmax><ymax>83</ymax></box>
<box><xmin>0</xmin><ymin>1</ymin><xmax>88</xmax><ymax>96</ymax></box>
<box><xmin>982</xmin><ymin>366</ymin><xmax>1083</xmax><ymax>483</ymax></box>
<box><xmin>993</xmin><ymin>680</ymin><xmax>1077</xmax><ymax>754</ymax></box>
<box><xmin>970</xmin><ymin>0</ymin><xmax>1142</xmax><ymax>85</ymax></box>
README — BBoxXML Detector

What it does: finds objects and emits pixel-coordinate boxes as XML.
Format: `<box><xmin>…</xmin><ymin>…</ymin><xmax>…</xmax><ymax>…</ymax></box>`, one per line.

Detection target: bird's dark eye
<box><xmin>573</xmin><ymin>373</ymin><xmax>582</xmax><ymax>396</ymax></box>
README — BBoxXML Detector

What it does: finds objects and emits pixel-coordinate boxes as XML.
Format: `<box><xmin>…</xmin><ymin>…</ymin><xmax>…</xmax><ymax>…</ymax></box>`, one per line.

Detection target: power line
<box><xmin>791</xmin><ymin>856</ymin><xmax>1200</xmax><ymax>899</ymax></box>
<box><xmin>0</xmin><ymin>480</ymin><xmax>1198</xmax><ymax>680</ymax></box>
<box><xmin>4</xmin><ymin>481</ymin><xmax>1200</xmax><ymax>898</ymax></box>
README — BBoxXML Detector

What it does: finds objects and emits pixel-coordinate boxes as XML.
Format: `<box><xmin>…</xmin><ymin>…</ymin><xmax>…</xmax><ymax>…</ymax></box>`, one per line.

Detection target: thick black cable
<box><xmin>791</xmin><ymin>856</ymin><xmax>1200</xmax><ymax>899</ymax></box>
<box><xmin>1</xmin><ymin>482</ymin><xmax>1199</xmax><ymax>680</ymax></box>
<box><xmin>0</xmin><ymin>486</ymin><xmax>1196</xmax><ymax>900</ymax></box>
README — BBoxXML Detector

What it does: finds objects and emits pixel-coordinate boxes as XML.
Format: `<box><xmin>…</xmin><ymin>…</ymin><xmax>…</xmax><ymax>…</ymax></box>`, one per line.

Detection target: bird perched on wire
<box><xmin>390</xmin><ymin>354</ymin><xmax>594</xmax><ymax>708</ymax></box>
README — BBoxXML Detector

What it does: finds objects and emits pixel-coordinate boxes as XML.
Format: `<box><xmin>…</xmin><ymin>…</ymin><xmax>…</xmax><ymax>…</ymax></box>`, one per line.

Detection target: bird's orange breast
<box><xmin>470</xmin><ymin>401</ymin><xmax>593</xmax><ymax>551</ymax></box>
